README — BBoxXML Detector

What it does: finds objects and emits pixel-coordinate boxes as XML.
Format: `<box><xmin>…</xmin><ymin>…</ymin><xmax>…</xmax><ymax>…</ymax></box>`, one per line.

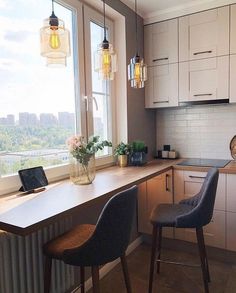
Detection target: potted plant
<box><xmin>67</xmin><ymin>135</ymin><xmax>112</xmax><ymax>184</ymax></box>
<box><xmin>130</xmin><ymin>141</ymin><xmax>148</xmax><ymax>166</ymax></box>
<box><xmin>114</xmin><ymin>142</ymin><xmax>130</xmax><ymax>167</ymax></box>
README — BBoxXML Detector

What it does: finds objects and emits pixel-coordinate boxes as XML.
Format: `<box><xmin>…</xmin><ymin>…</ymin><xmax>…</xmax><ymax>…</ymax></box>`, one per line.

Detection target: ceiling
<box><xmin>120</xmin><ymin>0</ymin><xmax>236</xmax><ymax>24</ymax></box>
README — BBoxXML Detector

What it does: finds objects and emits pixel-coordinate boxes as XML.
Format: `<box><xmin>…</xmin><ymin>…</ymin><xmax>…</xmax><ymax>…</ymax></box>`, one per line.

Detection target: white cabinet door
<box><xmin>226</xmin><ymin>212</ymin><xmax>236</xmax><ymax>251</ymax></box>
<box><xmin>144</xmin><ymin>19</ymin><xmax>178</xmax><ymax>66</ymax></box>
<box><xmin>145</xmin><ymin>63</ymin><xmax>178</xmax><ymax>108</ymax></box>
<box><xmin>179</xmin><ymin>6</ymin><xmax>229</xmax><ymax>62</ymax></box>
<box><xmin>179</xmin><ymin>56</ymin><xmax>229</xmax><ymax>102</ymax></box>
<box><xmin>230</xmin><ymin>55</ymin><xmax>236</xmax><ymax>103</ymax></box>
<box><xmin>230</xmin><ymin>4</ymin><xmax>236</xmax><ymax>54</ymax></box>
<box><xmin>176</xmin><ymin>210</ymin><xmax>225</xmax><ymax>249</ymax></box>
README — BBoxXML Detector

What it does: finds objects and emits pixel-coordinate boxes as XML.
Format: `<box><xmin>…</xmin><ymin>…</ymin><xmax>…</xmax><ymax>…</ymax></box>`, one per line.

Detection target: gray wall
<box><xmin>106</xmin><ymin>0</ymin><xmax>156</xmax><ymax>159</ymax></box>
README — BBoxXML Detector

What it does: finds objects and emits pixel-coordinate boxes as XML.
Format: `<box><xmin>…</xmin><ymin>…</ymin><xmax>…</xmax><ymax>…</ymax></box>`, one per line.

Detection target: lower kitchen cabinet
<box><xmin>138</xmin><ymin>169</ymin><xmax>174</xmax><ymax>238</ymax></box>
<box><xmin>174</xmin><ymin>170</ymin><xmax>226</xmax><ymax>249</ymax></box>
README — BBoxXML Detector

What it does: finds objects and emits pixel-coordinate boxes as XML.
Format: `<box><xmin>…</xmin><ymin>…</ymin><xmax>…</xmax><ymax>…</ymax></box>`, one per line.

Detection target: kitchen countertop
<box><xmin>1</xmin><ymin>158</ymin><xmax>236</xmax><ymax>236</ymax></box>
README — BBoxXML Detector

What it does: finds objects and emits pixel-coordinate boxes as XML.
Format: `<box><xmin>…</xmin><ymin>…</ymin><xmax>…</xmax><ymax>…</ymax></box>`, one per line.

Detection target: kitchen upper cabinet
<box><xmin>138</xmin><ymin>170</ymin><xmax>174</xmax><ymax>238</ymax></box>
<box><xmin>145</xmin><ymin>63</ymin><xmax>178</xmax><ymax>108</ymax></box>
<box><xmin>179</xmin><ymin>6</ymin><xmax>229</xmax><ymax>62</ymax></box>
<box><xmin>179</xmin><ymin>56</ymin><xmax>229</xmax><ymax>102</ymax></box>
<box><xmin>174</xmin><ymin>170</ymin><xmax>226</xmax><ymax>249</ymax></box>
<box><xmin>230</xmin><ymin>4</ymin><xmax>236</xmax><ymax>54</ymax></box>
<box><xmin>144</xmin><ymin>19</ymin><xmax>178</xmax><ymax>66</ymax></box>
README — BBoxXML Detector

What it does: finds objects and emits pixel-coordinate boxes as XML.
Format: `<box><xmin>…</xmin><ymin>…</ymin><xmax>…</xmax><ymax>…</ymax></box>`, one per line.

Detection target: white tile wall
<box><xmin>156</xmin><ymin>104</ymin><xmax>236</xmax><ymax>159</ymax></box>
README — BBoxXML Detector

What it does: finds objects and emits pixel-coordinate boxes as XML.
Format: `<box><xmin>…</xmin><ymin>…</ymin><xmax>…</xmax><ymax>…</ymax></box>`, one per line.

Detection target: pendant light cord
<box><xmin>51</xmin><ymin>0</ymin><xmax>54</xmax><ymax>12</ymax></box>
<box><xmin>135</xmin><ymin>0</ymin><xmax>138</xmax><ymax>56</ymax></box>
<box><xmin>103</xmin><ymin>0</ymin><xmax>107</xmax><ymax>40</ymax></box>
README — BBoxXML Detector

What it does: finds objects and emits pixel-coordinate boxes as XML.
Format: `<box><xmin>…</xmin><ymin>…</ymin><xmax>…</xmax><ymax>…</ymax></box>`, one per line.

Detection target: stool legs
<box><xmin>196</xmin><ymin>227</ymin><xmax>210</xmax><ymax>293</ymax></box>
<box><xmin>91</xmin><ymin>266</ymin><xmax>100</xmax><ymax>293</ymax></box>
<box><xmin>44</xmin><ymin>256</ymin><xmax>52</xmax><ymax>293</ymax></box>
<box><xmin>156</xmin><ymin>227</ymin><xmax>162</xmax><ymax>274</ymax></box>
<box><xmin>149</xmin><ymin>225</ymin><xmax>161</xmax><ymax>293</ymax></box>
<box><xmin>80</xmin><ymin>267</ymin><xmax>85</xmax><ymax>293</ymax></box>
<box><xmin>120</xmin><ymin>254</ymin><xmax>132</xmax><ymax>293</ymax></box>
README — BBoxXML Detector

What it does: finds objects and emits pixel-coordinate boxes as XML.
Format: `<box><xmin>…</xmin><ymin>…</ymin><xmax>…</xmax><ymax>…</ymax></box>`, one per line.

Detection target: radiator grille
<box><xmin>0</xmin><ymin>217</ymin><xmax>79</xmax><ymax>293</ymax></box>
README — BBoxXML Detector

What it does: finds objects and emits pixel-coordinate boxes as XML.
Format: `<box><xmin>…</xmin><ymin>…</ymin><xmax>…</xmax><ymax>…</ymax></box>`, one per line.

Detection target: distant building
<box><xmin>28</xmin><ymin>113</ymin><xmax>38</xmax><ymax>126</ymax></box>
<box><xmin>19</xmin><ymin>112</ymin><xmax>29</xmax><ymax>126</ymax></box>
<box><xmin>0</xmin><ymin>115</ymin><xmax>15</xmax><ymax>126</ymax></box>
<box><xmin>40</xmin><ymin>113</ymin><xmax>58</xmax><ymax>127</ymax></box>
<box><xmin>58</xmin><ymin>112</ymin><xmax>75</xmax><ymax>128</ymax></box>
<box><xmin>6</xmin><ymin>114</ymin><xmax>15</xmax><ymax>125</ymax></box>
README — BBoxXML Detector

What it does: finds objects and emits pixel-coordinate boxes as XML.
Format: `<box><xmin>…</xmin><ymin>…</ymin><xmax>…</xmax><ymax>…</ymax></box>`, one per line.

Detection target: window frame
<box><xmin>0</xmin><ymin>0</ymin><xmax>117</xmax><ymax>196</ymax></box>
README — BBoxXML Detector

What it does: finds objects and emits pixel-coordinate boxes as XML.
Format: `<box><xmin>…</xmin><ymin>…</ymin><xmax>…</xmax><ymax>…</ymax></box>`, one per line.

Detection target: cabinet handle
<box><xmin>189</xmin><ymin>175</ymin><xmax>206</xmax><ymax>179</ymax></box>
<box><xmin>153</xmin><ymin>57</ymin><xmax>169</xmax><ymax>62</ymax></box>
<box><xmin>153</xmin><ymin>101</ymin><xmax>169</xmax><ymax>104</ymax></box>
<box><xmin>166</xmin><ymin>174</ymin><xmax>170</xmax><ymax>191</ymax></box>
<box><xmin>193</xmin><ymin>50</ymin><xmax>212</xmax><ymax>56</ymax></box>
<box><xmin>193</xmin><ymin>94</ymin><xmax>213</xmax><ymax>97</ymax></box>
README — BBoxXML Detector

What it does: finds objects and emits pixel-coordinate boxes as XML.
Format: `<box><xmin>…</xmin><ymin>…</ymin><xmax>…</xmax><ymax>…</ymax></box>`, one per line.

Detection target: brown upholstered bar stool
<box><xmin>148</xmin><ymin>168</ymin><xmax>219</xmax><ymax>293</ymax></box>
<box><xmin>43</xmin><ymin>186</ymin><xmax>137</xmax><ymax>293</ymax></box>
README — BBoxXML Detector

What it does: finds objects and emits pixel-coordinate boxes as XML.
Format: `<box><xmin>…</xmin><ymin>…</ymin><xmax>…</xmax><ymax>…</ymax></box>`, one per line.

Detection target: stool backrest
<box><xmin>63</xmin><ymin>186</ymin><xmax>137</xmax><ymax>266</ymax></box>
<box><xmin>176</xmin><ymin>168</ymin><xmax>219</xmax><ymax>228</ymax></box>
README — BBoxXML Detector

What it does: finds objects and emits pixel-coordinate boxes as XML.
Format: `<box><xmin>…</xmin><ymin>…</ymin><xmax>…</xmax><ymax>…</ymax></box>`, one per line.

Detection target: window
<box><xmin>0</xmin><ymin>0</ymin><xmax>116</xmax><ymax>193</ymax></box>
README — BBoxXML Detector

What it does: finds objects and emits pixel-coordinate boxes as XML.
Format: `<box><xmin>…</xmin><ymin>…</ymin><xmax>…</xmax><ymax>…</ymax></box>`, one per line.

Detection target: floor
<box><xmin>88</xmin><ymin>243</ymin><xmax>236</xmax><ymax>293</ymax></box>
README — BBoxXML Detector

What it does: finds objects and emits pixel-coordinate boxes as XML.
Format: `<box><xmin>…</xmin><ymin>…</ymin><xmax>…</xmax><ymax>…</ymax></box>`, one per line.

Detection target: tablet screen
<box><xmin>18</xmin><ymin>166</ymin><xmax>48</xmax><ymax>192</ymax></box>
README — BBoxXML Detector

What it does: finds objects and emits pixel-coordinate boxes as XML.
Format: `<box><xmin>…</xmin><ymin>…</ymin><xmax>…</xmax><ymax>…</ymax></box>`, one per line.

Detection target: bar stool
<box><xmin>148</xmin><ymin>168</ymin><xmax>219</xmax><ymax>293</ymax></box>
<box><xmin>43</xmin><ymin>186</ymin><xmax>137</xmax><ymax>293</ymax></box>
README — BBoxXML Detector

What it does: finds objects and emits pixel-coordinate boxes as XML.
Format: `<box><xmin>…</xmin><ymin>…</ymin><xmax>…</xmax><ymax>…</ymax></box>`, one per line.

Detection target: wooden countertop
<box><xmin>1</xmin><ymin>158</ymin><xmax>236</xmax><ymax>236</ymax></box>
<box><xmin>0</xmin><ymin>159</ymin><xmax>178</xmax><ymax>236</ymax></box>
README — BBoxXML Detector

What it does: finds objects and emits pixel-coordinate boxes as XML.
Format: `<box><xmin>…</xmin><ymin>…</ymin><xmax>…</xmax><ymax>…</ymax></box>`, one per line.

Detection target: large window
<box><xmin>0</xmin><ymin>0</ymin><xmax>115</xmax><ymax>189</ymax></box>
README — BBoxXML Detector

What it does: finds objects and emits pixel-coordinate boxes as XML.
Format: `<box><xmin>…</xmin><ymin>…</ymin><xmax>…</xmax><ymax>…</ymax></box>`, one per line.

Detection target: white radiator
<box><xmin>0</xmin><ymin>217</ymin><xmax>80</xmax><ymax>293</ymax></box>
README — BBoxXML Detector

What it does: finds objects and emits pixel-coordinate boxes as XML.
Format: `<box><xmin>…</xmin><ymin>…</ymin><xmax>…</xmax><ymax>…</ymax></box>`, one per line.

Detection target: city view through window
<box><xmin>0</xmin><ymin>0</ymin><xmax>76</xmax><ymax>176</ymax></box>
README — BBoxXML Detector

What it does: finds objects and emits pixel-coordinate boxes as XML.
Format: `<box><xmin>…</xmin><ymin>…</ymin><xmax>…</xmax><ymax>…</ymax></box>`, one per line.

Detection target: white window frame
<box><xmin>0</xmin><ymin>0</ymin><xmax>117</xmax><ymax>196</ymax></box>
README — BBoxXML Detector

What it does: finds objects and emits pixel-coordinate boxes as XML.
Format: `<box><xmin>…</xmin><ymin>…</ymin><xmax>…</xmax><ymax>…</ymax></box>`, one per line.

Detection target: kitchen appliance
<box><xmin>177</xmin><ymin>158</ymin><xmax>230</xmax><ymax>168</ymax></box>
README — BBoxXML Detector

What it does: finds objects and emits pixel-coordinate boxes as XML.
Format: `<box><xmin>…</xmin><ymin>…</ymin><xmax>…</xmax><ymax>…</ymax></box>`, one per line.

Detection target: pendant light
<box><xmin>128</xmin><ymin>0</ymin><xmax>147</xmax><ymax>88</ymax></box>
<box><xmin>40</xmin><ymin>0</ymin><xmax>71</xmax><ymax>66</ymax></box>
<box><xmin>94</xmin><ymin>0</ymin><xmax>117</xmax><ymax>80</ymax></box>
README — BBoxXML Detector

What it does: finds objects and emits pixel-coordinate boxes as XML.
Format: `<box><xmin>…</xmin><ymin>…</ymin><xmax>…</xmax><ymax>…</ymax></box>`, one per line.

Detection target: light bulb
<box><xmin>102</xmin><ymin>49</ymin><xmax>111</xmax><ymax>76</ymax></box>
<box><xmin>134</xmin><ymin>63</ymin><xmax>141</xmax><ymax>81</ymax></box>
<box><xmin>49</xmin><ymin>30</ymin><xmax>61</xmax><ymax>49</ymax></box>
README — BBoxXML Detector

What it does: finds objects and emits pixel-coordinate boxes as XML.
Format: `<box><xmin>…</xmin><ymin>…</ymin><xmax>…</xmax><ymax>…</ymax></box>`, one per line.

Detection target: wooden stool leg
<box><xmin>80</xmin><ymin>267</ymin><xmax>85</xmax><ymax>293</ymax></box>
<box><xmin>196</xmin><ymin>228</ymin><xmax>209</xmax><ymax>293</ymax></box>
<box><xmin>44</xmin><ymin>256</ymin><xmax>52</xmax><ymax>293</ymax></box>
<box><xmin>120</xmin><ymin>254</ymin><xmax>132</xmax><ymax>293</ymax></box>
<box><xmin>91</xmin><ymin>266</ymin><xmax>100</xmax><ymax>293</ymax></box>
<box><xmin>148</xmin><ymin>225</ymin><xmax>158</xmax><ymax>293</ymax></box>
<box><xmin>156</xmin><ymin>227</ymin><xmax>162</xmax><ymax>274</ymax></box>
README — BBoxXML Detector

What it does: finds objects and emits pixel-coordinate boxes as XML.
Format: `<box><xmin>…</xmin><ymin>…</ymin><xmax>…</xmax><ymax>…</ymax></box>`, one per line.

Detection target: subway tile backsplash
<box><xmin>156</xmin><ymin>104</ymin><xmax>236</xmax><ymax>159</ymax></box>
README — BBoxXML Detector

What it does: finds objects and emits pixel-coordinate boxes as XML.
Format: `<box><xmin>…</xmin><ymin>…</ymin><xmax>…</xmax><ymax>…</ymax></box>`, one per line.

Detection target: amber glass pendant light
<box><xmin>40</xmin><ymin>0</ymin><xmax>70</xmax><ymax>66</ymax></box>
<box><xmin>94</xmin><ymin>0</ymin><xmax>117</xmax><ymax>80</ymax></box>
<box><xmin>128</xmin><ymin>0</ymin><xmax>147</xmax><ymax>88</ymax></box>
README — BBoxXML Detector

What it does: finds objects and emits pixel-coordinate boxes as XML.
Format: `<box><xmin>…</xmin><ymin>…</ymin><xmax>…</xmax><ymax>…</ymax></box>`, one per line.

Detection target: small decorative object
<box><xmin>114</xmin><ymin>142</ymin><xmax>130</xmax><ymax>167</ymax></box>
<box><xmin>67</xmin><ymin>135</ymin><xmax>112</xmax><ymax>185</ymax></box>
<box><xmin>130</xmin><ymin>141</ymin><xmax>147</xmax><ymax>166</ymax></box>
<box><xmin>94</xmin><ymin>0</ymin><xmax>117</xmax><ymax>80</ymax></box>
<box><xmin>40</xmin><ymin>0</ymin><xmax>70</xmax><ymax>66</ymax></box>
<box><xmin>230</xmin><ymin>135</ymin><xmax>236</xmax><ymax>159</ymax></box>
<box><xmin>128</xmin><ymin>0</ymin><xmax>147</xmax><ymax>88</ymax></box>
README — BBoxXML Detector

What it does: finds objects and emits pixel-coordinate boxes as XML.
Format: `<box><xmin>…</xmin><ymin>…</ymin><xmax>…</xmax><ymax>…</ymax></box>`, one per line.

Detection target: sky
<box><xmin>0</xmin><ymin>0</ymin><xmax>76</xmax><ymax>119</ymax></box>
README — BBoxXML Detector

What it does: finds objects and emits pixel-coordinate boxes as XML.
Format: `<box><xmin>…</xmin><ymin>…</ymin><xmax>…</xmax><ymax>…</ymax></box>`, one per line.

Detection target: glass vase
<box><xmin>70</xmin><ymin>154</ymin><xmax>96</xmax><ymax>185</ymax></box>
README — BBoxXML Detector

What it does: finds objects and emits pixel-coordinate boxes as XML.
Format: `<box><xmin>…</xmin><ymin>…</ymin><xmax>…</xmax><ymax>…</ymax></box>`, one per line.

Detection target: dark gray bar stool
<box><xmin>43</xmin><ymin>186</ymin><xmax>137</xmax><ymax>293</ymax></box>
<box><xmin>148</xmin><ymin>168</ymin><xmax>219</xmax><ymax>293</ymax></box>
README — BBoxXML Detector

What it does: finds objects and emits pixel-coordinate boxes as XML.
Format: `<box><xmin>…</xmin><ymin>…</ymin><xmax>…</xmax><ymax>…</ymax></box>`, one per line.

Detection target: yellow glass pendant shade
<box><xmin>40</xmin><ymin>2</ymin><xmax>70</xmax><ymax>67</ymax></box>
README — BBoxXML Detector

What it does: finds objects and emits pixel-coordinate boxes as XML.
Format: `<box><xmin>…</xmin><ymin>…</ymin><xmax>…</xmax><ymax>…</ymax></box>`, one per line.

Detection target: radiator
<box><xmin>0</xmin><ymin>217</ymin><xmax>80</xmax><ymax>293</ymax></box>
